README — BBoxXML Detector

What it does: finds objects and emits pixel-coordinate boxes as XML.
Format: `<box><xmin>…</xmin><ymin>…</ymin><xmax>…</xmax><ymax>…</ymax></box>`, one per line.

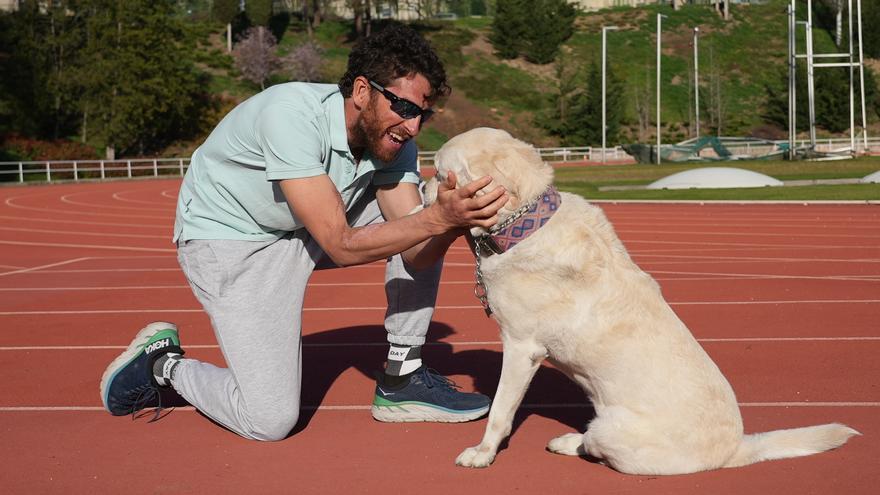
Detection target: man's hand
<box><xmin>427</xmin><ymin>171</ymin><xmax>507</xmax><ymax>232</ymax></box>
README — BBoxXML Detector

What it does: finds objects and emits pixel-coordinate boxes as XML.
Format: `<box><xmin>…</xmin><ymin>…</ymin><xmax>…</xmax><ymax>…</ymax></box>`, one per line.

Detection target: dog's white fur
<box><xmin>425</xmin><ymin>128</ymin><xmax>859</xmax><ymax>475</ymax></box>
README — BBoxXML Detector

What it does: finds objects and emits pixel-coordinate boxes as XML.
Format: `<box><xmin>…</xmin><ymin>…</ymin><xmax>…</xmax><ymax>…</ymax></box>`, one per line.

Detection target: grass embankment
<box><xmin>554</xmin><ymin>156</ymin><xmax>880</xmax><ymax>200</ymax></box>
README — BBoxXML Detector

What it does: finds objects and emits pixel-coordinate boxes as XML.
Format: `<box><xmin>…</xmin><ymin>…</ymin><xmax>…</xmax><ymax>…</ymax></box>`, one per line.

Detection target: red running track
<box><xmin>0</xmin><ymin>179</ymin><xmax>878</xmax><ymax>494</ymax></box>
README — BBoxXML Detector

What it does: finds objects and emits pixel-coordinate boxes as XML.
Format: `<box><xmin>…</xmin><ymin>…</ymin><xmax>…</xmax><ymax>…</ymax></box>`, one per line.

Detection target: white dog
<box><xmin>424</xmin><ymin>128</ymin><xmax>859</xmax><ymax>475</ymax></box>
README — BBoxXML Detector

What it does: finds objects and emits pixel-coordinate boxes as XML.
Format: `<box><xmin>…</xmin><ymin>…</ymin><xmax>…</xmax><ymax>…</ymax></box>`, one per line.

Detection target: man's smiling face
<box><xmin>357</xmin><ymin>73</ymin><xmax>433</xmax><ymax>163</ymax></box>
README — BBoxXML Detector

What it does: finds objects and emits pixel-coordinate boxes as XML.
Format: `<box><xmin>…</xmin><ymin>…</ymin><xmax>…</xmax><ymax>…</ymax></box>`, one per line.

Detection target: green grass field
<box><xmin>554</xmin><ymin>156</ymin><xmax>880</xmax><ymax>200</ymax></box>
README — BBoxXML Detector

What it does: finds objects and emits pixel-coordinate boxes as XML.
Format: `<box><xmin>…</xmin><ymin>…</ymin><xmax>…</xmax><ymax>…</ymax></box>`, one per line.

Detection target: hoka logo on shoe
<box><xmin>145</xmin><ymin>338</ymin><xmax>172</xmax><ymax>354</ymax></box>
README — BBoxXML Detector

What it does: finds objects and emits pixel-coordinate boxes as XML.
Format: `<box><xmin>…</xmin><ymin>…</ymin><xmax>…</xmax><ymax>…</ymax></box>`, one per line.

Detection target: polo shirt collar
<box><xmin>326</xmin><ymin>89</ymin><xmax>351</xmax><ymax>155</ymax></box>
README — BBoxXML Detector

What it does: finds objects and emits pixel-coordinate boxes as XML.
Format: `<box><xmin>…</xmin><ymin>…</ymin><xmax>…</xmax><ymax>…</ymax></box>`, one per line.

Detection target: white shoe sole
<box><xmin>371</xmin><ymin>403</ymin><xmax>489</xmax><ymax>423</ymax></box>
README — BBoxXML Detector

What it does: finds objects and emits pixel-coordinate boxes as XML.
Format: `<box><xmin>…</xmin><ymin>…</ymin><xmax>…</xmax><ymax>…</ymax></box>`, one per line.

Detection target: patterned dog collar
<box><xmin>473</xmin><ymin>185</ymin><xmax>562</xmax><ymax>257</ymax></box>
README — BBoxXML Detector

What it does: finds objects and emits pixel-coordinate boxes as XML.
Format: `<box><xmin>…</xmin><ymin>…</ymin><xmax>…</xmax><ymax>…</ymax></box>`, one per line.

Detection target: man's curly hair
<box><xmin>338</xmin><ymin>23</ymin><xmax>451</xmax><ymax>101</ymax></box>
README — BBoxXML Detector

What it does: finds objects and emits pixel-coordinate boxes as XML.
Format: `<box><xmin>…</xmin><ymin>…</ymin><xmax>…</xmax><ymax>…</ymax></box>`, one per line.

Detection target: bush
<box><xmin>2</xmin><ymin>135</ymin><xmax>99</xmax><ymax>161</ymax></box>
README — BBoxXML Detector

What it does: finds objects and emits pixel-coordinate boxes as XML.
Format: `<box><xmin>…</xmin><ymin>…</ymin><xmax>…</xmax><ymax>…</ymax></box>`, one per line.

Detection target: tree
<box><xmin>0</xmin><ymin>0</ymin><xmax>83</xmax><ymax>140</ymax></box>
<box><xmin>763</xmin><ymin>64</ymin><xmax>877</xmax><ymax>135</ymax></box>
<box><xmin>520</xmin><ymin>0</ymin><xmax>575</xmax><ymax>64</ymax></box>
<box><xmin>540</xmin><ymin>58</ymin><xmax>624</xmax><ymax>147</ymax></box>
<box><xmin>536</xmin><ymin>51</ymin><xmax>582</xmax><ymax>142</ymax></box>
<box><xmin>284</xmin><ymin>40</ymin><xmax>325</xmax><ymax>82</ymax></box>
<box><xmin>246</xmin><ymin>0</ymin><xmax>273</xmax><ymax>27</ymax></box>
<box><xmin>863</xmin><ymin>0</ymin><xmax>880</xmax><ymax>58</ymax></box>
<box><xmin>234</xmin><ymin>26</ymin><xmax>280</xmax><ymax>90</ymax></box>
<box><xmin>76</xmin><ymin>0</ymin><xmax>212</xmax><ymax>158</ymax></box>
<box><xmin>489</xmin><ymin>0</ymin><xmax>528</xmax><ymax>59</ymax></box>
<box><xmin>1</xmin><ymin>0</ymin><xmax>211</xmax><ymax>157</ymax></box>
<box><xmin>490</xmin><ymin>0</ymin><xmax>574</xmax><ymax>65</ymax></box>
<box><xmin>565</xmin><ymin>61</ymin><xmax>624</xmax><ymax>146</ymax></box>
<box><xmin>214</xmin><ymin>0</ymin><xmax>239</xmax><ymax>52</ymax></box>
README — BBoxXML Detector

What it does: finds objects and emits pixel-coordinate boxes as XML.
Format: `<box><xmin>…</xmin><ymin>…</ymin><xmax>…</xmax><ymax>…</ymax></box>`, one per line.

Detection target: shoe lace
<box><xmin>419</xmin><ymin>368</ymin><xmax>462</xmax><ymax>395</ymax></box>
<box><xmin>129</xmin><ymin>384</ymin><xmax>170</xmax><ymax>423</ymax></box>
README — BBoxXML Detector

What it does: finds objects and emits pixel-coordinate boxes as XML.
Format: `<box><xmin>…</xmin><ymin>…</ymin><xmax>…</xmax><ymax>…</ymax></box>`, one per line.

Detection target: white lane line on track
<box><xmin>610</xmin><ymin>220</ymin><xmax>880</xmax><ymax>231</ymax></box>
<box><xmin>3</xmin><ymin>272</ymin><xmax>879</xmax><ymax>291</ymax></box>
<box><xmin>633</xmin><ymin>254</ymin><xmax>880</xmax><ymax>263</ymax></box>
<box><xmin>4</xmin><ymin>196</ymin><xmax>169</xmax><ymax>220</ymax></box>
<box><xmin>61</xmin><ymin>192</ymin><xmax>172</xmax><ymax>212</ymax></box>
<box><xmin>2</xmin><ymin>402</ymin><xmax>879</xmax><ymax>412</ymax></box>
<box><xmin>1</xmin><ymin>300</ymin><xmax>878</xmax><ymax>316</ymax></box>
<box><xmin>0</xmin><ymin>214</ymin><xmax>168</xmax><ymax>229</ymax></box>
<box><xmin>0</xmin><ymin>258</ymin><xmax>91</xmax><ymax>278</ymax></box>
<box><xmin>3</xmin><ymin>337</ymin><xmax>879</xmax><ymax>351</ymax></box>
<box><xmin>617</xmin><ymin>229</ymin><xmax>880</xmax><ymax>240</ymax></box>
<box><xmin>625</xmin><ymin>239</ymin><xmax>878</xmax><ymax>250</ymax></box>
<box><xmin>112</xmin><ymin>190</ymin><xmax>177</xmax><ymax>206</ymax></box>
<box><xmin>0</xmin><ymin>226</ymin><xmax>167</xmax><ymax>239</ymax></box>
<box><xmin>0</xmin><ymin>240</ymin><xmax>174</xmax><ymax>253</ymax></box>
<box><xmin>0</xmin><ymin>282</ymin><xmax>475</xmax><ymax>291</ymax></box>
<box><xmin>646</xmin><ymin>270</ymin><xmax>880</xmax><ymax>282</ymax></box>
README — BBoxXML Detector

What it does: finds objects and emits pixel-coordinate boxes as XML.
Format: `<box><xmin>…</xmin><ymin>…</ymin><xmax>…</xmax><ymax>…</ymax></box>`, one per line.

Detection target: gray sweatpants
<box><xmin>173</xmin><ymin>192</ymin><xmax>442</xmax><ymax>441</ymax></box>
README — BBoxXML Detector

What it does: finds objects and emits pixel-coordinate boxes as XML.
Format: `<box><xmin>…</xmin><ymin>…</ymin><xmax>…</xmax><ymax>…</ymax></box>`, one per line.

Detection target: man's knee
<box><xmin>248</xmin><ymin>409</ymin><xmax>300</xmax><ymax>442</ymax></box>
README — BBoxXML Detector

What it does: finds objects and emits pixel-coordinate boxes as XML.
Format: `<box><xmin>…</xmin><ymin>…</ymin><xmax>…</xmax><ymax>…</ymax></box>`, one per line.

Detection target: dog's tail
<box><xmin>722</xmin><ymin>423</ymin><xmax>860</xmax><ymax>468</ymax></box>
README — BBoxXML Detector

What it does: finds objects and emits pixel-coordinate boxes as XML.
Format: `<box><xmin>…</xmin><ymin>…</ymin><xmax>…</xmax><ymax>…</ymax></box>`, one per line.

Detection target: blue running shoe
<box><xmin>371</xmin><ymin>367</ymin><xmax>490</xmax><ymax>423</ymax></box>
<box><xmin>100</xmin><ymin>322</ymin><xmax>187</xmax><ymax>418</ymax></box>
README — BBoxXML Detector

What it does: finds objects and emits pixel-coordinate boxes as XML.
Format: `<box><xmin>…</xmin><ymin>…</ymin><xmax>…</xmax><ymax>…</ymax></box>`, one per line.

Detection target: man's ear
<box><xmin>352</xmin><ymin>76</ymin><xmax>371</xmax><ymax>109</ymax></box>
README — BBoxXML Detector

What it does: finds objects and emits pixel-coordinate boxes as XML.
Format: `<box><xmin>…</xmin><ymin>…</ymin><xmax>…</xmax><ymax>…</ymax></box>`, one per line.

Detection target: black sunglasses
<box><xmin>367</xmin><ymin>79</ymin><xmax>434</xmax><ymax>123</ymax></box>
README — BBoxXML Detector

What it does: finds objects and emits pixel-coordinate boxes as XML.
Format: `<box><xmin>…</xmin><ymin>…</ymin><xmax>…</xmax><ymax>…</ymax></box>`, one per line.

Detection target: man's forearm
<box><xmin>330</xmin><ymin>204</ymin><xmax>450</xmax><ymax>267</ymax></box>
<box><xmin>401</xmin><ymin>228</ymin><xmax>462</xmax><ymax>270</ymax></box>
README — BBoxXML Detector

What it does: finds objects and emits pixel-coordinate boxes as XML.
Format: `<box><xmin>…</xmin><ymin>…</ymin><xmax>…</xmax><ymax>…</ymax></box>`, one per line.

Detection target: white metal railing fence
<box><xmin>0</xmin><ymin>157</ymin><xmax>190</xmax><ymax>183</ymax></box>
<box><xmin>416</xmin><ymin>146</ymin><xmax>628</xmax><ymax>169</ymax></box>
<box><xmin>2</xmin><ymin>138</ymin><xmax>879</xmax><ymax>184</ymax></box>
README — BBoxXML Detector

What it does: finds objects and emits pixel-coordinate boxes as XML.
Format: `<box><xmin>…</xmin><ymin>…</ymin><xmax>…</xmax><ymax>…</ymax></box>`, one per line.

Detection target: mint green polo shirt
<box><xmin>173</xmin><ymin>82</ymin><xmax>421</xmax><ymax>242</ymax></box>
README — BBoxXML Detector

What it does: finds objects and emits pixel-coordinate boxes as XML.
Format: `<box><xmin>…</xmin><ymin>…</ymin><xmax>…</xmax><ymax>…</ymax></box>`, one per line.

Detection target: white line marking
<box><xmin>61</xmin><ymin>192</ymin><xmax>172</xmax><ymax>212</ymax></box>
<box><xmin>647</xmin><ymin>270</ymin><xmax>880</xmax><ymax>282</ymax></box>
<box><xmin>0</xmin><ymin>299</ymin><xmax>880</xmax><ymax>316</ymax></box>
<box><xmin>3</xmin><ymin>336</ymin><xmax>879</xmax><ymax>351</ymax></box>
<box><xmin>0</xmin><ymin>226</ymin><xmax>165</xmax><ymax>239</ymax></box>
<box><xmin>0</xmin><ymin>258</ymin><xmax>90</xmax><ymax>278</ymax></box>
<box><xmin>2</xmin><ymin>300</ymin><xmax>876</xmax><ymax>315</ymax></box>
<box><xmin>4</xmin><ymin>195</ymin><xmax>169</xmax><ymax>220</ymax></box>
<box><xmin>1</xmin><ymin>402</ymin><xmax>878</xmax><ymax>412</ymax></box>
<box><xmin>618</xmin><ymin>228</ymin><xmax>880</xmax><ymax>240</ymax></box>
<box><xmin>0</xmin><ymin>214</ymin><xmax>168</xmax><ymax>229</ymax></box>
<box><xmin>0</xmin><ymin>240</ymin><xmax>174</xmax><ymax>253</ymax></box>
<box><xmin>0</xmin><ymin>281</ymin><xmax>478</xmax><ymax>291</ymax></box>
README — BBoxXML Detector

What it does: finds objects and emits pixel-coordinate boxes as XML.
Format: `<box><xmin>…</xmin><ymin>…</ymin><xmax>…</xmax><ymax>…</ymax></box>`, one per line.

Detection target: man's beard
<box><xmin>357</xmin><ymin>100</ymin><xmax>404</xmax><ymax>163</ymax></box>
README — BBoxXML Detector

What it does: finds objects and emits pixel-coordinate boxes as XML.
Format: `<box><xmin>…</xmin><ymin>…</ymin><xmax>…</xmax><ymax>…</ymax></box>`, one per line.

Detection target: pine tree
<box><xmin>521</xmin><ymin>0</ymin><xmax>575</xmax><ymax>65</ymax></box>
<box><xmin>489</xmin><ymin>0</ymin><xmax>527</xmax><ymax>60</ymax></box>
<box><xmin>75</xmin><ymin>0</ymin><xmax>211</xmax><ymax>157</ymax></box>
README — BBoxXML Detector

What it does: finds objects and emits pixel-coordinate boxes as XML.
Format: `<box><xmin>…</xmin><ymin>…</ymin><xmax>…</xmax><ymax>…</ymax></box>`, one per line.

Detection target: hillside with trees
<box><xmin>1</xmin><ymin>0</ymin><xmax>878</xmax><ymax>161</ymax></box>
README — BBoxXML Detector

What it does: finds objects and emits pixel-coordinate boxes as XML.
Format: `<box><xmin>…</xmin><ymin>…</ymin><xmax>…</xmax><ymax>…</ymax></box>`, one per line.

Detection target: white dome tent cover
<box><xmin>647</xmin><ymin>167</ymin><xmax>784</xmax><ymax>190</ymax></box>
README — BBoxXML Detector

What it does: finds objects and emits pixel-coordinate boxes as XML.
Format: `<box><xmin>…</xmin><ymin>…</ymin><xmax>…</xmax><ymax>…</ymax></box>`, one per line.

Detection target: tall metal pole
<box><xmin>602</xmin><ymin>26</ymin><xmax>618</xmax><ymax>164</ymax></box>
<box><xmin>656</xmin><ymin>13</ymin><xmax>667</xmax><ymax>165</ymax></box>
<box><xmin>788</xmin><ymin>1</ymin><xmax>797</xmax><ymax>158</ymax></box>
<box><xmin>694</xmin><ymin>26</ymin><xmax>700</xmax><ymax>138</ymax></box>
<box><xmin>806</xmin><ymin>3</ymin><xmax>817</xmax><ymax>149</ymax></box>
<box><xmin>848</xmin><ymin>0</ymin><xmax>855</xmax><ymax>153</ymax></box>
<box><xmin>856</xmin><ymin>0</ymin><xmax>869</xmax><ymax>151</ymax></box>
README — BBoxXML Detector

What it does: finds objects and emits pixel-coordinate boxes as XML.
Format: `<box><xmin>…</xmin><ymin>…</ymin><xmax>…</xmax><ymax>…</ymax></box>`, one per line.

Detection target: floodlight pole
<box><xmin>693</xmin><ymin>26</ymin><xmax>700</xmax><ymax>138</ymax></box>
<box><xmin>602</xmin><ymin>26</ymin><xmax>618</xmax><ymax>164</ymax></box>
<box><xmin>656</xmin><ymin>13</ymin><xmax>667</xmax><ymax>165</ymax></box>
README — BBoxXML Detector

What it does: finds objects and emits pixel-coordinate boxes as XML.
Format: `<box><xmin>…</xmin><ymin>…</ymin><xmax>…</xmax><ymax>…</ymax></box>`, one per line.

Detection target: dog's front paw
<box><xmin>455</xmin><ymin>445</ymin><xmax>497</xmax><ymax>468</ymax></box>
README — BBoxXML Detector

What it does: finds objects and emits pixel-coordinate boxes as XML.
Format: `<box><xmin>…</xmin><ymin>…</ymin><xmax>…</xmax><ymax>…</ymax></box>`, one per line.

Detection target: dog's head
<box><xmin>424</xmin><ymin>128</ymin><xmax>554</xmax><ymax>235</ymax></box>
